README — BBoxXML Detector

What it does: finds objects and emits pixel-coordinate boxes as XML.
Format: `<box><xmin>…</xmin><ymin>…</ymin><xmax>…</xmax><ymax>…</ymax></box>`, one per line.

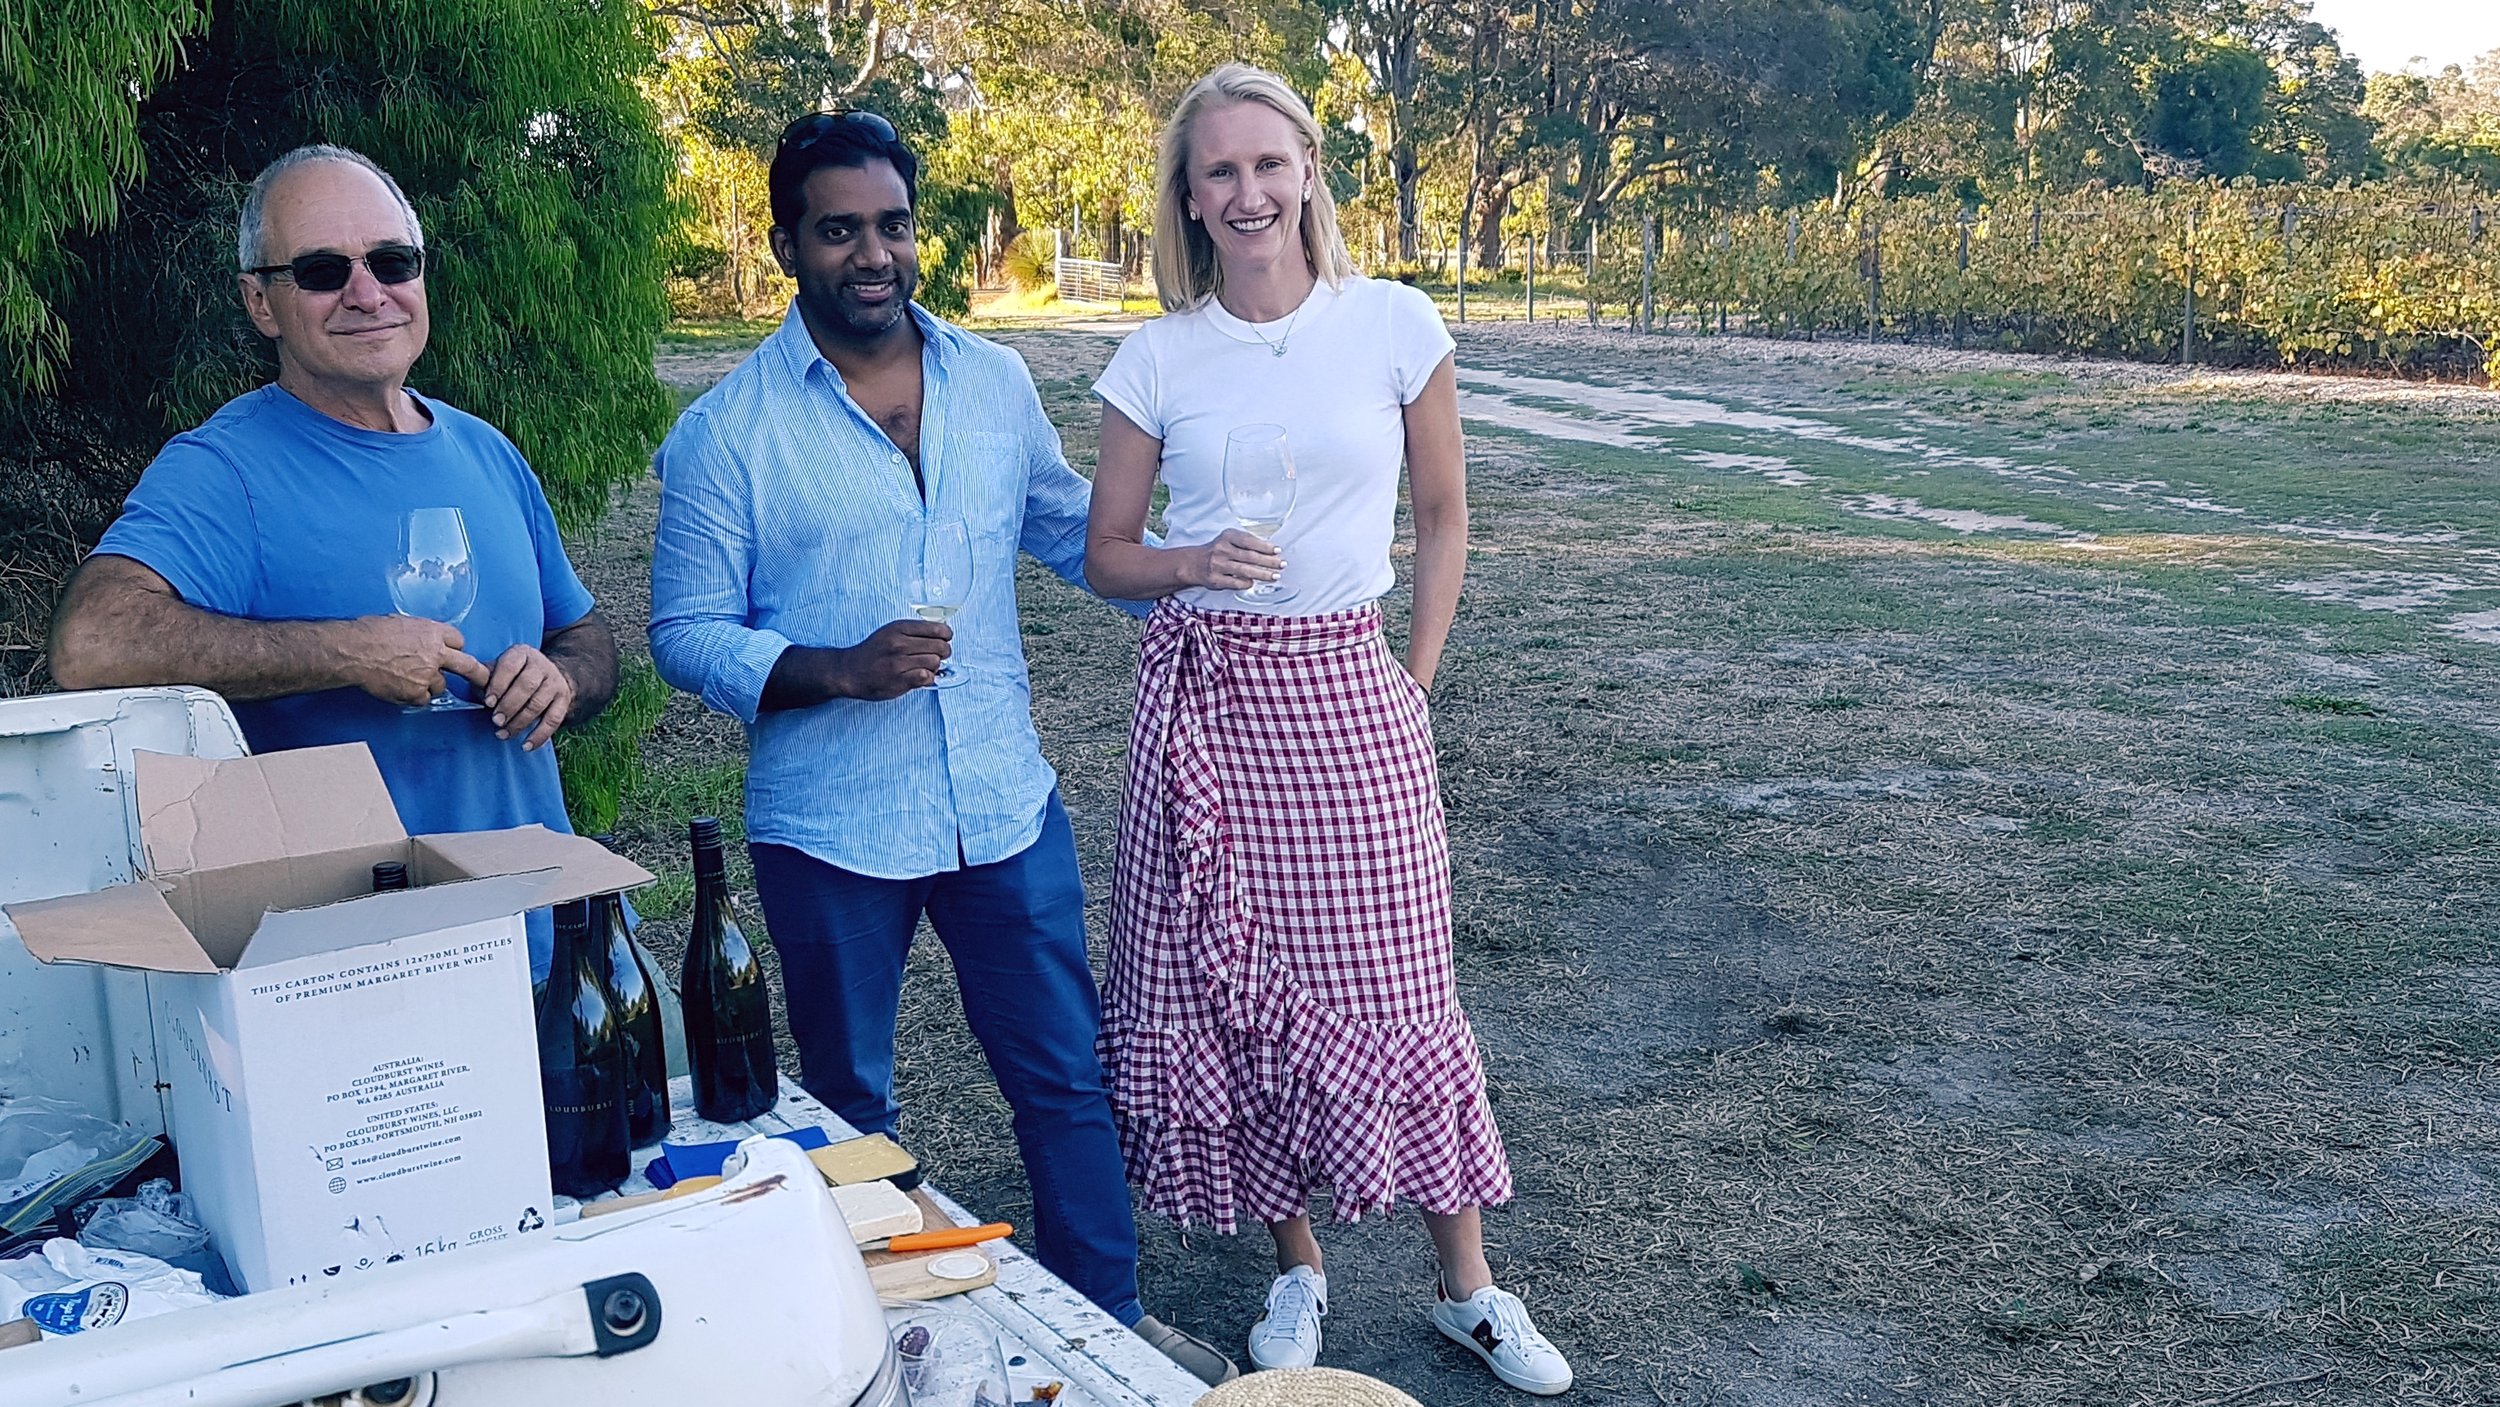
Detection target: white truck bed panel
<box><xmin>0</xmin><ymin>687</ymin><xmax>1205</xmax><ymax>1406</ymax></box>
<box><xmin>0</xmin><ymin>687</ymin><xmax>245</xmax><ymax>1130</ymax></box>
<box><xmin>633</xmin><ymin>1077</ymin><xmax>1209</xmax><ymax>1407</ymax></box>
<box><xmin>4</xmin><ymin>1138</ymin><xmax>899</xmax><ymax>1407</ymax></box>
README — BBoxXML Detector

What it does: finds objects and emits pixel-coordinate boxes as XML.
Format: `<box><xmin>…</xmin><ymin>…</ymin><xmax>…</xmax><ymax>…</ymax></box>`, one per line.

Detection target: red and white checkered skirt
<box><xmin>1099</xmin><ymin>599</ymin><xmax>1512</xmax><ymax>1232</ymax></box>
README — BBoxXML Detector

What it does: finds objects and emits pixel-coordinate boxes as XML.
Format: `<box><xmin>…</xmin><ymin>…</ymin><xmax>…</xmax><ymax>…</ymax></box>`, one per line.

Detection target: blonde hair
<box><xmin>1152</xmin><ymin>64</ymin><xmax>1356</xmax><ymax>312</ymax></box>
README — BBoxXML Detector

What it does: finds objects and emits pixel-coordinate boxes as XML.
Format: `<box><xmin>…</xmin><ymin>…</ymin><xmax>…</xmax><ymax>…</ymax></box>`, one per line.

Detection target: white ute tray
<box><xmin>0</xmin><ymin>688</ymin><xmax>1205</xmax><ymax>1407</ymax></box>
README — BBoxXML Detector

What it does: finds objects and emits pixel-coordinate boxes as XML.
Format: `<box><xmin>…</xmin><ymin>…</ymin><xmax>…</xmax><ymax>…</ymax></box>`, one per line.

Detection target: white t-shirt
<box><xmin>1092</xmin><ymin>275</ymin><xmax>1456</xmax><ymax>614</ymax></box>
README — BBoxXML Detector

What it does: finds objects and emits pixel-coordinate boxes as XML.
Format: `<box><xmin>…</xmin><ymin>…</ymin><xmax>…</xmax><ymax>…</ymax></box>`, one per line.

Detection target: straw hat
<box><xmin>1196</xmin><ymin>1367</ymin><xmax>1425</xmax><ymax>1407</ymax></box>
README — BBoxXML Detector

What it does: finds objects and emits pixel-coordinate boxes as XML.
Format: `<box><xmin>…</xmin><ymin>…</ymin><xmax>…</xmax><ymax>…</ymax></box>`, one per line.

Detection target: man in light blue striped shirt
<box><xmin>648</xmin><ymin>113</ymin><xmax>1234</xmax><ymax>1384</ymax></box>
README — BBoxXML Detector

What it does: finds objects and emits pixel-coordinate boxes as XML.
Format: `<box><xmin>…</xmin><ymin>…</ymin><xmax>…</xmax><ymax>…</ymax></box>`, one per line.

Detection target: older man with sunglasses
<box><xmin>51</xmin><ymin>144</ymin><xmax>615</xmax><ymax>976</ymax></box>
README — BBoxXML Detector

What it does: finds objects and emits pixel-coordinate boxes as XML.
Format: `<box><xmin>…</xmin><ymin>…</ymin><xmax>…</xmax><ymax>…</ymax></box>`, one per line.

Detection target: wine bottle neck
<box><xmin>550</xmin><ymin>930</ymin><xmax>589</xmax><ymax>977</ymax></box>
<box><xmin>551</xmin><ymin>900</ymin><xmax>593</xmax><ymax>968</ymax></box>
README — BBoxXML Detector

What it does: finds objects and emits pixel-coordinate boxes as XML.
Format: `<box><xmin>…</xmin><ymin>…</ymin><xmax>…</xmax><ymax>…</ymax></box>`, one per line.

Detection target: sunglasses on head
<box><xmin>249</xmin><ymin>243</ymin><xmax>426</xmax><ymax>293</ymax></box>
<box><xmin>778</xmin><ymin>110</ymin><xmax>899</xmax><ymax>151</ymax></box>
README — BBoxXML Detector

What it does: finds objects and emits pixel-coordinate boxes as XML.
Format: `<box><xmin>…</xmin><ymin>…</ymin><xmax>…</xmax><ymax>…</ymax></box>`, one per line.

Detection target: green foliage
<box><xmin>1879</xmin><ymin>1</ymin><xmax>2377</xmax><ymax>195</ymax></box>
<box><xmin>664</xmin><ymin>3</ymin><xmax>943</xmax><ymax>157</ymax></box>
<box><xmin>933</xmin><ymin>0</ymin><xmax>1313</xmax><ymax>253</ymax></box>
<box><xmin>1637</xmin><ymin>184</ymin><xmax>2499</xmax><ymax>381</ymax></box>
<box><xmin>913</xmin><ymin>180</ymin><xmax>996</xmax><ymax>321</ymax></box>
<box><xmin>2144</xmin><ymin>40</ymin><xmax>2274</xmax><ymax>178</ymax></box>
<box><xmin>0</xmin><ymin>0</ymin><xmax>208</xmax><ymax>397</ymax></box>
<box><xmin>557</xmin><ymin>657</ymin><xmax>670</xmax><ymax>836</ymax></box>
<box><xmin>2366</xmin><ymin>57</ymin><xmax>2500</xmax><ymax>187</ymax></box>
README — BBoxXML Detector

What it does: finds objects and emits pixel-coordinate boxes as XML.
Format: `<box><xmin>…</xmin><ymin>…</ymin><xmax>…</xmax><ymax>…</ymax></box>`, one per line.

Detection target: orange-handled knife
<box><xmin>861</xmin><ymin>1221</ymin><xmax>1013</xmax><ymax>1254</ymax></box>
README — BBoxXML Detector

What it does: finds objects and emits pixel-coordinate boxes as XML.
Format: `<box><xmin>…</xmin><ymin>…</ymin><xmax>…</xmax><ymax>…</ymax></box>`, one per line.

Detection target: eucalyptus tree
<box><xmin>0</xmin><ymin>0</ymin><xmax>208</xmax><ymax>398</ymax></box>
<box><xmin>1324</xmin><ymin>0</ymin><xmax>1442</xmax><ymax>261</ymax></box>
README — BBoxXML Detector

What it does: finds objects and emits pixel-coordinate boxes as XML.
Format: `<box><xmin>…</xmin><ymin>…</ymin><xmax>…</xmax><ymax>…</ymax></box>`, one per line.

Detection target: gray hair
<box><xmin>236</xmin><ymin>145</ymin><xmax>424</xmax><ymax>270</ymax></box>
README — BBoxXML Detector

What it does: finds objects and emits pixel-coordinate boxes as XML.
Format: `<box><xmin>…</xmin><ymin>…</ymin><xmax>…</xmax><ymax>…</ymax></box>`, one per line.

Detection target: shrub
<box><xmin>557</xmin><ymin>658</ymin><xmax>670</xmax><ymax>838</ymax></box>
<box><xmin>1002</xmin><ymin>231</ymin><xmax>1057</xmax><ymax>294</ymax></box>
<box><xmin>1642</xmin><ymin>183</ymin><xmax>2498</xmax><ymax>379</ymax></box>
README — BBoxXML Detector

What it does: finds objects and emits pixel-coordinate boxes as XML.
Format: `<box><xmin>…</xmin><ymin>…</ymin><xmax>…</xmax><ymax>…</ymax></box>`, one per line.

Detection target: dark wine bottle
<box><xmin>371</xmin><ymin>861</ymin><xmax>409</xmax><ymax>892</ymax></box>
<box><xmin>682</xmin><ymin>817</ymin><xmax>778</xmax><ymax>1123</ymax></box>
<box><xmin>590</xmin><ymin>835</ymin><xmax>669</xmax><ymax>1147</ymax></box>
<box><xmin>536</xmin><ymin>899</ymin><xmax>630</xmax><ymax>1197</ymax></box>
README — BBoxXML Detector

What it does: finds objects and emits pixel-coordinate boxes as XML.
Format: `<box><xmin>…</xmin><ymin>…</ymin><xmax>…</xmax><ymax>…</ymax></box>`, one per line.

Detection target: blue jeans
<box><xmin>748</xmin><ymin>795</ymin><xmax>1143</xmax><ymax>1325</ymax></box>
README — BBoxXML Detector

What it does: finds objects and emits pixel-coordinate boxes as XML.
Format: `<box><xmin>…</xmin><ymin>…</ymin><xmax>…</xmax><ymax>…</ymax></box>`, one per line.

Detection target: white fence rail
<box><xmin>1053</xmin><ymin>256</ymin><xmax>1126</xmax><ymax>305</ymax></box>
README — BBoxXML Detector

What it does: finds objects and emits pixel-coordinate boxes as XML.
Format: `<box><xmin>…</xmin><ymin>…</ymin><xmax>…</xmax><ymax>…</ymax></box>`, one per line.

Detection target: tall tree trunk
<box><xmin>1470</xmin><ymin>176</ymin><xmax>1518</xmax><ymax>271</ymax></box>
<box><xmin>993</xmin><ymin>163</ymin><xmax>1024</xmax><ymax>249</ymax></box>
<box><xmin>1370</xmin><ymin>14</ymin><xmax>1425</xmax><ymax>264</ymax></box>
<box><xmin>1392</xmin><ymin>139</ymin><xmax>1420</xmax><ymax>263</ymax></box>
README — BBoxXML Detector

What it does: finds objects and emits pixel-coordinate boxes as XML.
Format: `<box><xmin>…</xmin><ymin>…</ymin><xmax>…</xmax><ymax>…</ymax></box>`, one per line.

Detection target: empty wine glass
<box><xmin>1222</xmin><ymin>423</ymin><xmax>1296</xmax><ymax>604</ymax></box>
<box><xmin>892</xmin><ymin>1309</ymin><xmax>1011</xmax><ymax>1407</ymax></box>
<box><xmin>385</xmin><ymin>506</ymin><xmax>481</xmax><ymax>711</ymax></box>
<box><xmin>906</xmin><ymin>515</ymin><xmax>972</xmax><ymax>688</ymax></box>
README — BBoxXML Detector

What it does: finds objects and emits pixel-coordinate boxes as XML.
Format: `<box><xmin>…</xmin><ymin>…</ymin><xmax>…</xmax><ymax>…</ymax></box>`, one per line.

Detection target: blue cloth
<box><xmin>749</xmin><ymin>794</ymin><xmax>1142</xmax><ymax>1325</ymax></box>
<box><xmin>646</xmin><ymin>1126</ymin><xmax>832</xmax><ymax>1188</ymax></box>
<box><xmin>95</xmin><ymin>384</ymin><xmax>595</xmax><ymax>974</ymax></box>
<box><xmin>649</xmin><ymin>303</ymin><xmax>1138</xmax><ymax>880</ymax></box>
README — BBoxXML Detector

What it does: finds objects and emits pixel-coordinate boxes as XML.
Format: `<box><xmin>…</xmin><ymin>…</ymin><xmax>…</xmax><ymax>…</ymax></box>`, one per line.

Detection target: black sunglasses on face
<box><xmin>250</xmin><ymin>243</ymin><xmax>426</xmax><ymax>293</ymax></box>
<box><xmin>778</xmin><ymin>110</ymin><xmax>899</xmax><ymax>151</ymax></box>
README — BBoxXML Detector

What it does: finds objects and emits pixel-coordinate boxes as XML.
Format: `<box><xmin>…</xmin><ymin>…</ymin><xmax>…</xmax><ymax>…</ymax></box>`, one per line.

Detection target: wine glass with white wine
<box><xmin>385</xmin><ymin>507</ymin><xmax>481</xmax><ymax>711</ymax></box>
<box><xmin>907</xmin><ymin>515</ymin><xmax>972</xmax><ymax>688</ymax></box>
<box><xmin>1222</xmin><ymin>423</ymin><xmax>1297</xmax><ymax>604</ymax></box>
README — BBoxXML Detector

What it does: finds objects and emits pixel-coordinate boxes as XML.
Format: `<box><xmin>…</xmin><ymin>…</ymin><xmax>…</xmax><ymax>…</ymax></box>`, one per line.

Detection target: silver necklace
<box><xmin>1219</xmin><ymin>293</ymin><xmax>1308</xmax><ymax>357</ymax></box>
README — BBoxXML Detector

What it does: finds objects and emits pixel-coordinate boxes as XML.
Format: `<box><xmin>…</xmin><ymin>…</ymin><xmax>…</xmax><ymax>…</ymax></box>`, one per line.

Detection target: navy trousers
<box><xmin>748</xmin><ymin>794</ymin><xmax>1142</xmax><ymax>1324</ymax></box>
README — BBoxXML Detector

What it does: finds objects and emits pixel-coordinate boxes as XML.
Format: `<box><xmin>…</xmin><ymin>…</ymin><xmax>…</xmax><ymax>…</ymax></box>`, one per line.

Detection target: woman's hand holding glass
<box><xmin>1194</xmin><ymin>528</ymin><xmax>1285</xmax><ymax>592</ymax></box>
<box><xmin>1217</xmin><ymin>423</ymin><xmax>1297</xmax><ymax>602</ymax></box>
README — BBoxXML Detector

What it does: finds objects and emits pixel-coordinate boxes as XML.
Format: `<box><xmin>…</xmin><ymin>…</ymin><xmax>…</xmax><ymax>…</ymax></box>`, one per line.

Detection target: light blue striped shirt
<box><xmin>648</xmin><ymin>303</ymin><xmax>1117</xmax><ymax>878</ymax></box>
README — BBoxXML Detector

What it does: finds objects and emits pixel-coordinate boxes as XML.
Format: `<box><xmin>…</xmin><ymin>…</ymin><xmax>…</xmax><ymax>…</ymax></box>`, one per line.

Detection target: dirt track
<box><xmin>610</xmin><ymin>317</ymin><xmax>2499</xmax><ymax>1405</ymax></box>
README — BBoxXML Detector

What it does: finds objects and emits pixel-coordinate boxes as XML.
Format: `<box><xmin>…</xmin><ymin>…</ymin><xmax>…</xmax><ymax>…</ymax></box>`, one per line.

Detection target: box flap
<box><xmin>416</xmin><ymin>827</ymin><xmax>654</xmax><ymax>905</ymax></box>
<box><xmin>235</xmin><ymin>873</ymin><xmax>551</xmax><ymax>969</ymax></box>
<box><xmin>162</xmin><ymin>844</ymin><xmax>410</xmax><ymax>969</ymax></box>
<box><xmin>4</xmin><ymin>881</ymin><xmax>218</xmax><ymax>974</ymax></box>
<box><xmin>135</xmin><ymin>746</ymin><xmax>404</xmax><ymax>876</ymax></box>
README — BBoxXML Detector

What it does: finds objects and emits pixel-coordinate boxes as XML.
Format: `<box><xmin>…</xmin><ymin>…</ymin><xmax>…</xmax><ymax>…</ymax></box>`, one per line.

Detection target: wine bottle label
<box><xmin>546</xmin><ymin>1100</ymin><xmax>620</xmax><ymax>1116</ymax></box>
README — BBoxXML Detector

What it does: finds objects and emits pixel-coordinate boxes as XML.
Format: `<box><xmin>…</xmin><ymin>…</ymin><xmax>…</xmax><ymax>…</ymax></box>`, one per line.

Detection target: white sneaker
<box><xmin>1246</xmin><ymin>1265</ymin><xmax>1327</xmax><ymax>1371</ymax></box>
<box><xmin>1432</xmin><ymin>1281</ymin><xmax>1573</xmax><ymax>1395</ymax></box>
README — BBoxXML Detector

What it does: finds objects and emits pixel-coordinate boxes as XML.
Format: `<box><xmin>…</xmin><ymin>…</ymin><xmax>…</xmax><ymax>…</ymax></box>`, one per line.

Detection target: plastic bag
<box><xmin>76</xmin><ymin>1179</ymin><xmax>209</xmax><ymax>1261</ymax></box>
<box><xmin>0</xmin><ymin>1096</ymin><xmax>157</xmax><ymax>1236</ymax></box>
<box><xmin>0</xmin><ymin>1238</ymin><xmax>223</xmax><ymax>1337</ymax></box>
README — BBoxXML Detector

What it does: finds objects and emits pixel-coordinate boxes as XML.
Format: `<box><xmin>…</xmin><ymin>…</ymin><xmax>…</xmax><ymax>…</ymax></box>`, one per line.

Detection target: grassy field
<box><xmin>594</xmin><ymin>315</ymin><xmax>2499</xmax><ymax>1405</ymax></box>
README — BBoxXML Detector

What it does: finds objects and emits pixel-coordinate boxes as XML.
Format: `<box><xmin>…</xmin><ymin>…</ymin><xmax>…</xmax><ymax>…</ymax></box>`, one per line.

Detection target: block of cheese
<box><xmin>580</xmin><ymin>1175</ymin><xmax>723</xmax><ymax>1219</ymax></box>
<box><xmin>832</xmin><ymin>1178</ymin><xmax>924</xmax><ymax>1243</ymax></box>
<box><xmin>808</xmin><ymin>1133</ymin><xmax>921</xmax><ymax>1190</ymax></box>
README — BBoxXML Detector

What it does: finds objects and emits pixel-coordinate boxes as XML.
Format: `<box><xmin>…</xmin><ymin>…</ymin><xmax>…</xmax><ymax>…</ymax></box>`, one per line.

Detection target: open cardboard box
<box><xmin>3</xmin><ymin>744</ymin><xmax>652</xmax><ymax>1292</ymax></box>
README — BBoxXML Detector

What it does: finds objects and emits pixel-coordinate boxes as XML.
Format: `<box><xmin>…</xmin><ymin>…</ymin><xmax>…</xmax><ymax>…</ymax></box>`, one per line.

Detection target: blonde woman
<box><xmin>1082</xmin><ymin>64</ymin><xmax>1572</xmax><ymax>1395</ymax></box>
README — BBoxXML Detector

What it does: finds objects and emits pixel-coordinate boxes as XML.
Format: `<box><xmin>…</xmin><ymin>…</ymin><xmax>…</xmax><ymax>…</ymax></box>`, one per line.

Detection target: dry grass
<box><xmin>607</xmin><ymin>317</ymin><xmax>2497</xmax><ymax>1405</ymax></box>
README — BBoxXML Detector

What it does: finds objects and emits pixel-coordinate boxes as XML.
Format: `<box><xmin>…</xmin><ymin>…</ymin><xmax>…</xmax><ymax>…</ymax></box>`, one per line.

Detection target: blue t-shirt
<box><xmin>95</xmin><ymin>385</ymin><xmax>596</xmax><ymax>970</ymax></box>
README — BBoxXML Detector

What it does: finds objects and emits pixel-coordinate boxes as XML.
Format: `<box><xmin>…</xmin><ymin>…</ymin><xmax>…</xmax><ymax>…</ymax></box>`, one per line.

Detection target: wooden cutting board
<box><xmin>862</xmin><ymin>1187</ymin><xmax>999</xmax><ymax>1300</ymax></box>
